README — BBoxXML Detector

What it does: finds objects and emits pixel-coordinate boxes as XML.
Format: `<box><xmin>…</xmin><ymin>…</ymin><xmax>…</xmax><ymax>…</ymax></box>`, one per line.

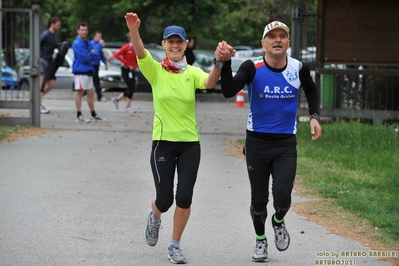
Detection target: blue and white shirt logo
<box><xmin>286</xmin><ymin>70</ymin><xmax>298</xmax><ymax>81</ymax></box>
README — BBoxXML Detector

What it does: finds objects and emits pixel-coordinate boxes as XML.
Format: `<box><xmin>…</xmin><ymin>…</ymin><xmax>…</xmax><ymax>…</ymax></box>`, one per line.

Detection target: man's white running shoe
<box><xmin>90</xmin><ymin>115</ymin><xmax>104</xmax><ymax>122</ymax></box>
<box><xmin>252</xmin><ymin>239</ymin><xmax>268</xmax><ymax>262</ymax></box>
<box><xmin>126</xmin><ymin>107</ymin><xmax>136</xmax><ymax>113</ymax></box>
<box><xmin>273</xmin><ymin>222</ymin><xmax>290</xmax><ymax>251</ymax></box>
<box><xmin>75</xmin><ymin>115</ymin><xmax>90</xmax><ymax>123</ymax></box>
<box><xmin>40</xmin><ymin>105</ymin><xmax>50</xmax><ymax>114</ymax></box>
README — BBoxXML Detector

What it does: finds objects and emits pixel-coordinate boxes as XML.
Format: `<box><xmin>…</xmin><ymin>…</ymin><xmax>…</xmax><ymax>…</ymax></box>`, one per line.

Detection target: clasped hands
<box><xmin>215</xmin><ymin>41</ymin><xmax>236</xmax><ymax>62</ymax></box>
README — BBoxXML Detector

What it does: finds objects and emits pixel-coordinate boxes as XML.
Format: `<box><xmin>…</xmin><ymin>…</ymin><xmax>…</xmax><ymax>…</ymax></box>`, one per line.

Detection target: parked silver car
<box><xmin>18</xmin><ymin>48</ymin><xmax>126</xmax><ymax>91</ymax></box>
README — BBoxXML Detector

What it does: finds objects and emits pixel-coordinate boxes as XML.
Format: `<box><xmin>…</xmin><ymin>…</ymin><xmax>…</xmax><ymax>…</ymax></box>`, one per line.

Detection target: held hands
<box><xmin>215</xmin><ymin>41</ymin><xmax>236</xmax><ymax>61</ymax></box>
<box><xmin>310</xmin><ymin>119</ymin><xmax>322</xmax><ymax>140</ymax></box>
<box><xmin>125</xmin><ymin>12</ymin><xmax>141</xmax><ymax>31</ymax></box>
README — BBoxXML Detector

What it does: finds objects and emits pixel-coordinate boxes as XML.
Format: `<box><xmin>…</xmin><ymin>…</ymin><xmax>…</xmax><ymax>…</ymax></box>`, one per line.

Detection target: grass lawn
<box><xmin>0</xmin><ymin>125</ymin><xmax>27</xmax><ymax>141</ymax></box>
<box><xmin>0</xmin><ymin>125</ymin><xmax>43</xmax><ymax>142</ymax></box>
<box><xmin>295</xmin><ymin>121</ymin><xmax>399</xmax><ymax>245</ymax></box>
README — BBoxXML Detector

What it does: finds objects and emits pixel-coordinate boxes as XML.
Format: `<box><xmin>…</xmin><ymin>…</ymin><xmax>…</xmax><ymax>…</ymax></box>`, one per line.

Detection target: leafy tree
<box><xmin>131</xmin><ymin>0</ymin><xmax>316</xmax><ymax>49</ymax></box>
<box><xmin>2</xmin><ymin>0</ymin><xmax>317</xmax><ymax>50</ymax></box>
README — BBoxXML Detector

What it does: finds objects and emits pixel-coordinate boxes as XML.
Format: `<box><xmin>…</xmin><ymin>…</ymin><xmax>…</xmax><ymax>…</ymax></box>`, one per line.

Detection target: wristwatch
<box><xmin>310</xmin><ymin>113</ymin><xmax>320</xmax><ymax>122</ymax></box>
<box><xmin>214</xmin><ymin>60</ymin><xmax>225</xmax><ymax>69</ymax></box>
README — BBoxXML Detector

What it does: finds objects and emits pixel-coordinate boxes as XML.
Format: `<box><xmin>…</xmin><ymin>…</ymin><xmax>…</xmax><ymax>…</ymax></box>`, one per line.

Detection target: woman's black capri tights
<box><xmin>150</xmin><ymin>141</ymin><xmax>201</xmax><ymax>212</ymax></box>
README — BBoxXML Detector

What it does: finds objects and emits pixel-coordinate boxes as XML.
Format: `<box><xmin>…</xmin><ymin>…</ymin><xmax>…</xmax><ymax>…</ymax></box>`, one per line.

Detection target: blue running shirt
<box><xmin>247</xmin><ymin>56</ymin><xmax>301</xmax><ymax>134</ymax></box>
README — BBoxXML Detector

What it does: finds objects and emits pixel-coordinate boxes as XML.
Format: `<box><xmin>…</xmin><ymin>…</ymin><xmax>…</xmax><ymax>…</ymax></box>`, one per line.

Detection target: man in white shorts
<box><xmin>71</xmin><ymin>22</ymin><xmax>103</xmax><ymax>122</ymax></box>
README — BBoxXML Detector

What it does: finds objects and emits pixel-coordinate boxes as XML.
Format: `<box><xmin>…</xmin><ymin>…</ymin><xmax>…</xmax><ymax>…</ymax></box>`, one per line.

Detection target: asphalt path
<box><xmin>0</xmin><ymin>90</ymin><xmax>395</xmax><ymax>266</ymax></box>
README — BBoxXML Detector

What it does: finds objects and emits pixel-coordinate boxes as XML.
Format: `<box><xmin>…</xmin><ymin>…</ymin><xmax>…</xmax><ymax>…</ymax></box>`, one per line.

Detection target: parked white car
<box><xmin>18</xmin><ymin>48</ymin><xmax>126</xmax><ymax>91</ymax></box>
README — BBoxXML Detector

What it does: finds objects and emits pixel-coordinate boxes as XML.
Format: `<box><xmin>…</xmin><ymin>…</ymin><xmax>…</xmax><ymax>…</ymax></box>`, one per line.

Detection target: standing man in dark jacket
<box><xmin>72</xmin><ymin>22</ymin><xmax>103</xmax><ymax>122</ymax></box>
<box><xmin>216</xmin><ymin>21</ymin><xmax>322</xmax><ymax>262</ymax></box>
<box><xmin>90</xmin><ymin>31</ymin><xmax>108</xmax><ymax>102</ymax></box>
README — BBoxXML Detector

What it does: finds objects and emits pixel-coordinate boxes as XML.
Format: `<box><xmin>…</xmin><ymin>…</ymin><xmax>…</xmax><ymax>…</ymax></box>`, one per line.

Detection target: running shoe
<box><xmin>252</xmin><ymin>239</ymin><xmax>268</xmax><ymax>262</ymax></box>
<box><xmin>126</xmin><ymin>107</ymin><xmax>136</xmax><ymax>113</ymax></box>
<box><xmin>40</xmin><ymin>105</ymin><xmax>50</xmax><ymax>114</ymax></box>
<box><xmin>144</xmin><ymin>209</ymin><xmax>161</xmax><ymax>246</ymax></box>
<box><xmin>273</xmin><ymin>222</ymin><xmax>290</xmax><ymax>251</ymax></box>
<box><xmin>168</xmin><ymin>245</ymin><xmax>187</xmax><ymax>264</ymax></box>
<box><xmin>75</xmin><ymin>115</ymin><xmax>90</xmax><ymax>123</ymax></box>
<box><xmin>111</xmin><ymin>97</ymin><xmax>119</xmax><ymax>109</ymax></box>
<box><xmin>90</xmin><ymin>115</ymin><xmax>104</xmax><ymax>122</ymax></box>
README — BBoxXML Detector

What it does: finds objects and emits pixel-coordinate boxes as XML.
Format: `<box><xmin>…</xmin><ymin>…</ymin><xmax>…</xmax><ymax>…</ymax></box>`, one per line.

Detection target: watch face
<box><xmin>215</xmin><ymin>61</ymin><xmax>224</xmax><ymax>68</ymax></box>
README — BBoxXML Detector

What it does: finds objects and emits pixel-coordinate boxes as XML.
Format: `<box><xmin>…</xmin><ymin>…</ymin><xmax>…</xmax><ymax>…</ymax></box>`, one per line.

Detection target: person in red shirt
<box><xmin>110</xmin><ymin>35</ymin><xmax>138</xmax><ymax>112</ymax></box>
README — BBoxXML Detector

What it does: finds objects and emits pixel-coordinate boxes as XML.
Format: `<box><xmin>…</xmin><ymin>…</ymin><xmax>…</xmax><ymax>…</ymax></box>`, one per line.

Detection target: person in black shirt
<box><xmin>39</xmin><ymin>16</ymin><xmax>61</xmax><ymax>114</ymax></box>
<box><xmin>184</xmin><ymin>37</ymin><xmax>196</xmax><ymax>65</ymax></box>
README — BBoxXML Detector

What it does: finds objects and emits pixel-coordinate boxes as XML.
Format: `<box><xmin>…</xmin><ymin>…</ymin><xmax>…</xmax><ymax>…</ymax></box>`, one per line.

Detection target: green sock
<box><xmin>273</xmin><ymin>214</ymin><xmax>283</xmax><ymax>226</ymax></box>
<box><xmin>256</xmin><ymin>234</ymin><xmax>266</xmax><ymax>241</ymax></box>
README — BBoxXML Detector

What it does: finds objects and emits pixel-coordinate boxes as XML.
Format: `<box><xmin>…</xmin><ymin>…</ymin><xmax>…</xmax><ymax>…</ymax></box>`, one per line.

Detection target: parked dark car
<box><xmin>103</xmin><ymin>45</ymin><xmax>221</xmax><ymax>93</ymax></box>
<box><xmin>192</xmin><ymin>50</ymin><xmax>224</xmax><ymax>93</ymax></box>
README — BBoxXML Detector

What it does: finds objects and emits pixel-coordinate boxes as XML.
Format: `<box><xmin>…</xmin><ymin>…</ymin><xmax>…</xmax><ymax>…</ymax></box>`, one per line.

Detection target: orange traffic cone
<box><xmin>234</xmin><ymin>90</ymin><xmax>245</xmax><ymax>108</ymax></box>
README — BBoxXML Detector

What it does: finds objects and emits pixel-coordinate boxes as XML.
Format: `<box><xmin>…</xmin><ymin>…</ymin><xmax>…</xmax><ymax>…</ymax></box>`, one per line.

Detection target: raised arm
<box><xmin>124</xmin><ymin>13</ymin><xmax>147</xmax><ymax>59</ymax></box>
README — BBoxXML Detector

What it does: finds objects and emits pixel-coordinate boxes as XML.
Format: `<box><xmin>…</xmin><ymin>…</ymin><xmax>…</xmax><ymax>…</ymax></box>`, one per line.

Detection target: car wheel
<box><xmin>18</xmin><ymin>80</ymin><xmax>29</xmax><ymax>91</ymax></box>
